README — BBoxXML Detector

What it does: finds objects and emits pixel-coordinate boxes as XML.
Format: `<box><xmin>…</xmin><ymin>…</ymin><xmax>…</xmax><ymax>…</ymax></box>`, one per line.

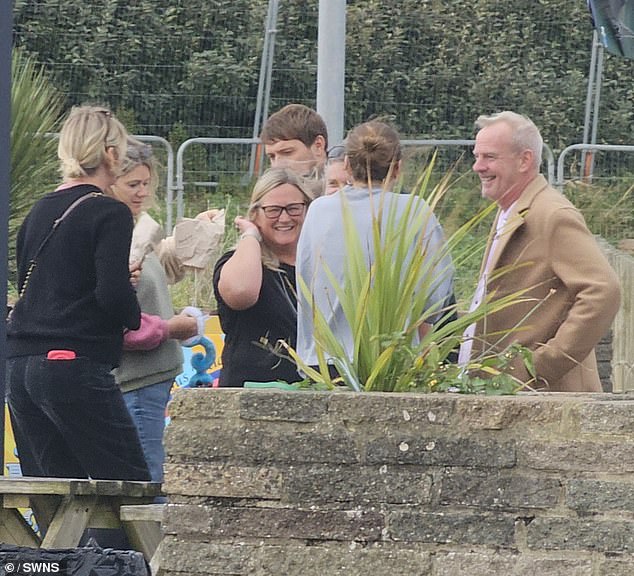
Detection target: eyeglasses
<box><xmin>257</xmin><ymin>202</ymin><xmax>306</xmax><ymax>219</ymax></box>
<box><xmin>327</xmin><ymin>145</ymin><xmax>345</xmax><ymax>162</ymax></box>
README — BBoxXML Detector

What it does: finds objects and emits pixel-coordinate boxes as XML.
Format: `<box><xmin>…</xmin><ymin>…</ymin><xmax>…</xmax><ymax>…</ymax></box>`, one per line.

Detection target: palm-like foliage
<box><xmin>10</xmin><ymin>48</ymin><xmax>64</xmax><ymax>292</ymax></box>
<box><xmin>287</xmin><ymin>159</ymin><xmax>535</xmax><ymax>394</ymax></box>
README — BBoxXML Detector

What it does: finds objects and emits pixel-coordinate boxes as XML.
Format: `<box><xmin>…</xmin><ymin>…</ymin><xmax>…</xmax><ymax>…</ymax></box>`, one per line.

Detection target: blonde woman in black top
<box><xmin>213</xmin><ymin>167</ymin><xmax>313</xmax><ymax>387</ymax></box>
<box><xmin>7</xmin><ymin>105</ymin><xmax>150</xmax><ymax>481</ymax></box>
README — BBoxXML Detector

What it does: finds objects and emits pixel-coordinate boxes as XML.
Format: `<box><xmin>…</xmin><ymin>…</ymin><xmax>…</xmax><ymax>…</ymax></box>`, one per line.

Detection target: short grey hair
<box><xmin>475</xmin><ymin>111</ymin><xmax>543</xmax><ymax>169</ymax></box>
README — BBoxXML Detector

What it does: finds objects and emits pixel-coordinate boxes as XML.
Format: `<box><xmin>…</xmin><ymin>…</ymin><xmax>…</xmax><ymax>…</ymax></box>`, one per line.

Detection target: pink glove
<box><xmin>123</xmin><ymin>312</ymin><xmax>169</xmax><ymax>351</ymax></box>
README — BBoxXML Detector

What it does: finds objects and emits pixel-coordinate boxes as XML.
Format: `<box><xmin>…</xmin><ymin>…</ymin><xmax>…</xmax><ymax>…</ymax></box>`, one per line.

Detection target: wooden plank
<box><xmin>86</xmin><ymin>500</ymin><xmax>122</xmax><ymax>529</ymax></box>
<box><xmin>29</xmin><ymin>494</ymin><xmax>62</xmax><ymax>535</ymax></box>
<box><xmin>603</xmin><ymin>244</ymin><xmax>634</xmax><ymax>392</ymax></box>
<box><xmin>0</xmin><ymin>508</ymin><xmax>40</xmax><ymax>547</ymax></box>
<box><xmin>0</xmin><ymin>477</ymin><xmax>73</xmax><ymax>495</ymax></box>
<box><xmin>0</xmin><ymin>477</ymin><xmax>163</xmax><ymax>498</ymax></box>
<box><xmin>2</xmin><ymin>494</ymin><xmax>30</xmax><ymax>508</ymax></box>
<box><xmin>121</xmin><ymin>518</ymin><xmax>163</xmax><ymax>563</ymax></box>
<box><xmin>120</xmin><ymin>503</ymin><xmax>166</xmax><ymax>523</ymax></box>
<box><xmin>149</xmin><ymin>538</ymin><xmax>164</xmax><ymax>576</ymax></box>
<box><xmin>120</xmin><ymin>480</ymin><xmax>163</xmax><ymax>498</ymax></box>
<box><xmin>41</xmin><ymin>495</ymin><xmax>97</xmax><ymax>548</ymax></box>
<box><xmin>72</xmin><ymin>479</ymin><xmax>121</xmax><ymax>496</ymax></box>
<box><xmin>71</xmin><ymin>479</ymin><xmax>162</xmax><ymax>497</ymax></box>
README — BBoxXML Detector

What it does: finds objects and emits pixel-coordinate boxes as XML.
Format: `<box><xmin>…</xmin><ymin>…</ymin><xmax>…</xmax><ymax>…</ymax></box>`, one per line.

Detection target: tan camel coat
<box><xmin>471</xmin><ymin>175</ymin><xmax>621</xmax><ymax>392</ymax></box>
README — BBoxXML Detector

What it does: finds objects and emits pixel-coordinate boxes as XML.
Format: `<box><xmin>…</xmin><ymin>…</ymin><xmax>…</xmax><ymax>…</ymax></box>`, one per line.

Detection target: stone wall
<box><xmin>159</xmin><ymin>388</ymin><xmax>634</xmax><ymax>576</ymax></box>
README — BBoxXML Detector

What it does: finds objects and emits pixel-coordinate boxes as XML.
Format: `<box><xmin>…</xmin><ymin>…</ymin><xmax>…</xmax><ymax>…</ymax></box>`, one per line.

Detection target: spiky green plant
<box><xmin>10</xmin><ymin>48</ymin><xmax>64</xmax><ymax>293</ymax></box>
<box><xmin>284</xmin><ymin>157</ymin><xmax>535</xmax><ymax>394</ymax></box>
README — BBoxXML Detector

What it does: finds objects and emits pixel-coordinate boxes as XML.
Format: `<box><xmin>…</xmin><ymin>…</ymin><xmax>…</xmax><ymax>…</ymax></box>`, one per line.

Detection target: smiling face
<box><xmin>472</xmin><ymin>121</ymin><xmax>535</xmax><ymax>209</ymax></box>
<box><xmin>253</xmin><ymin>182</ymin><xmax>307</xmax><ymax>254</ymax></box>
<box><xmin>112</xmin><ymin>164</ymin><xmax>152</xmax><ymax>216</ymax></box>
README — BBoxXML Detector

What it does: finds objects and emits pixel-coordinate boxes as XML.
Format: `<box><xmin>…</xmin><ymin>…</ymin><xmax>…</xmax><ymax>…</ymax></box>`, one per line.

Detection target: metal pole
<box><xmin>582</xmin><ymin>31</ymin><xmax>598</xmax><ymax>147</ymax></box>
<box><xmin>586</xmin><ymin>40</ymin><xmax>605</xmax><ymax>181</ymax></box>
<box><xmin>316</xmin><ymin>0</ymin><xmax>346</xmax><ymax>146</ymax></box>
<box><xmin>248</xmin><ymin>0</ymin><xmax>279</xmax><ymax>178</ymax></box>
<box><xmin>590</xmin><ymin>41</ymin><xmax>604</xmax><ymax>148</ymax></box>
<box><xmin>0</xmin><ymin>2</ymin><xmax>13</xmax><ymax>473</ymax></box>
<box><xmin>581</xmin><ymin>30</ymin><xmax>605</xmax><ymax>181</ymax></box>
<box><xmin>259</xmin><ymin>0</ymin><xmax>279</xmax><ymax>176</ymax></box>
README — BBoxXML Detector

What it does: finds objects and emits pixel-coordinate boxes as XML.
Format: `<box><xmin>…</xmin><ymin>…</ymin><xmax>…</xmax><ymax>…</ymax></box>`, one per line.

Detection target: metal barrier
<box><xmin>401</xmin><ymin>139</ymin><xmax>556</xmax><ymax>185</ymax></box>
<box><xmin>135</xmin><ymin>135</ymin><xmax>175</xmax><ymax>232</ymax></box>
<box><xmin>175</xmin><ymin>138</ymin><xmax>488</xmax><ymax>219</ymax></box>
<box><xmin>556</xmin><ymin>143</ymin><xmax>634</xmax><ymax>191</ymax></box>
<box><xmin>55</xmin><ymin>134</ymin><xmax>634</xmax><ymax>229</ymax></box>
<box><xmin>168</xmin><ymin>137</ymin><xmax>634</xmax><ymax>223</ymax></box>
<box><xmin>173</xmin><ymin>138</ymin><xmax>560</xmax><ymax>220</ymax></box>
<box><xmin>175</xmin><ymin>137</ymin><xmax>259</xmax><ymax>222</ymax></box>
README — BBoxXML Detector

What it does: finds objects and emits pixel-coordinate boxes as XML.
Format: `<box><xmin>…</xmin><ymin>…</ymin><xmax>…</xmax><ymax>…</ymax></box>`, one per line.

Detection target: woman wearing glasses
<box><xmin>213</xmin><ymin>167</ymin><xmax>314</xmax><ymax>387</ymax></box>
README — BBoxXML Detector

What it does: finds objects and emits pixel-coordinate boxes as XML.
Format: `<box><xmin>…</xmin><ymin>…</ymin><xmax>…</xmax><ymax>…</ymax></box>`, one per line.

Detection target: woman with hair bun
<box><xmin>296</xmin><ymin>120</ymin><xmax>455</xmax><ymax>370</ymax></box>
<box><xmin>6</xmin><ymin>105</ymin><xmax>150</xmax><ymax>481</ymax></box>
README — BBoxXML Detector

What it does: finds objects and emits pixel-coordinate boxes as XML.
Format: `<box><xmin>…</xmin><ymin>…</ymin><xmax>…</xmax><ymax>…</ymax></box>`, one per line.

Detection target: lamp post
<box><xmin>316</xmin><ymin>0</ymin><xmax>346</xmax><ymax>146</ymax></box>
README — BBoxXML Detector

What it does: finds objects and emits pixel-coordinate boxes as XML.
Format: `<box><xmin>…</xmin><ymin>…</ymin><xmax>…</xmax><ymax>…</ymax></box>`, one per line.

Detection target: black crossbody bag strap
<box><xmin>18</xmin><ymin>192</ymin><xmax>103</xmax><ymax>298</ymax></box>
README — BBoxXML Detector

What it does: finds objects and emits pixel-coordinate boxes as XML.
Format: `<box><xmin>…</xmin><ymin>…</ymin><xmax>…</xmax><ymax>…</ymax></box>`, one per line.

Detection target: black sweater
<box><xmin>7</xmin><ymin>185</ymin><xmax>141</xmax><ymax>366</ymax></box>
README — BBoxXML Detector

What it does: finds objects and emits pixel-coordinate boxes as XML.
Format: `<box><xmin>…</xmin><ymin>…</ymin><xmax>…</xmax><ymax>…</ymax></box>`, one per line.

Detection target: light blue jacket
<box><xmin>296</xmin><ymin>185</ymin><xmax>454</xmax><ymax>367</ymax></box>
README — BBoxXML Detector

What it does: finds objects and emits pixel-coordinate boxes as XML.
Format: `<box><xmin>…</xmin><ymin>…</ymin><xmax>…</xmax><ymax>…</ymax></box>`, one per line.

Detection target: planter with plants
<box><xmin>275</xmin><ymin>158</ymin><xmax>537</xmax><ymax>395</ymax></box>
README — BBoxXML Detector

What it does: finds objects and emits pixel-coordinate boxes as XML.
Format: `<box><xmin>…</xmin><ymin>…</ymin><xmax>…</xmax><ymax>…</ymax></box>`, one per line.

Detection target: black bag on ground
<box><xmin>0</xmin><ymin>542</ymin><xmax>150</xmax><ymax>576</ymax></box>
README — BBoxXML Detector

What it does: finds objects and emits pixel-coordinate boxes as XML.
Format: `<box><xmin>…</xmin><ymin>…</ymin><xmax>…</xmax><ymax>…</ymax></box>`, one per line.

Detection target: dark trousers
<box><xmin>6</xmin><ymin>355</ymin><xmax>150</xmax><ymax>481</ymax></box>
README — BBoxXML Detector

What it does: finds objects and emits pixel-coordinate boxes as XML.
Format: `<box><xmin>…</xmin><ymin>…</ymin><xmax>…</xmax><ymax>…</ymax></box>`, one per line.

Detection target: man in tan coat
<box><xmin>458</xmin><ymin>111</ymin><xmax>621</xmax><ymax>392</ymax></box>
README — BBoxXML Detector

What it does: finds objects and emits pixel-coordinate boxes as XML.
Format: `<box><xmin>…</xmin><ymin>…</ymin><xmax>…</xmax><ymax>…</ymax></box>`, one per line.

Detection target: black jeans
<box><xmin>6</xmin><ymin>355</ymin><xmax>150</xmax><ymax>481</ymax></box>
